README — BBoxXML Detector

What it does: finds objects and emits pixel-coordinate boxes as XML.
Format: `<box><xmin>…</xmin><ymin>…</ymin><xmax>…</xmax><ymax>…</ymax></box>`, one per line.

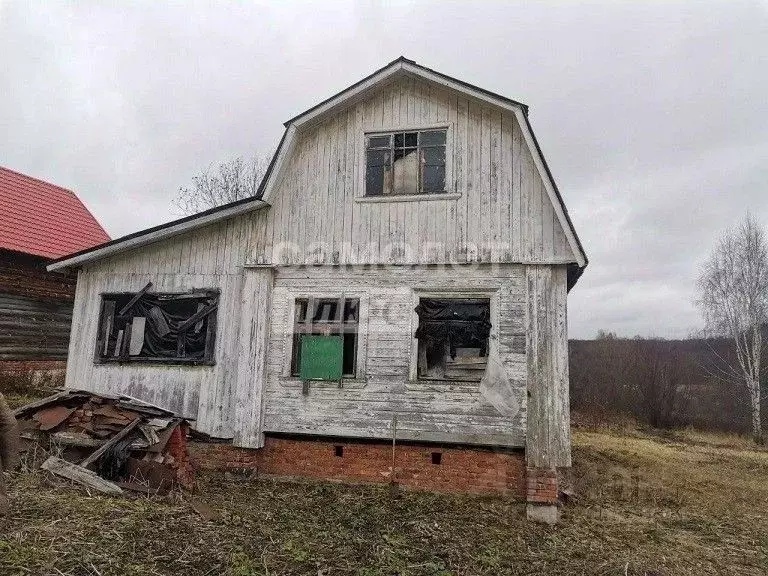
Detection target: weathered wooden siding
<box><xmin>525</xmin><ymin>265</ymin><xmax>570</xmax><ymax>467</ymax></box>
<box><xmin>262</xmin><ymin>264</ymin><xmax>528</xmax><ymax>447</ymax></box>
<box><xmin>0</xmin><ymin>250</ymin><xmax>77</xmax><ymax>361</ymax></box>
<box><xmin>64</xmin><ymin>215</ymin><xmax>258</xmax><ymax>438</ymax></box>
<box><xmin>232</xmin><ymin>267</ymin><xmax>273</xmax><ymax>447</ymax></box>
<box><xmin>250</xmin><ymin>74</ymin><xmax>574</xmax><ymax>267</ymax></box>
<box><xmin>0</xmin><ymin>294</ymin><xmax>73</xmax><ymax>360</ymax></box>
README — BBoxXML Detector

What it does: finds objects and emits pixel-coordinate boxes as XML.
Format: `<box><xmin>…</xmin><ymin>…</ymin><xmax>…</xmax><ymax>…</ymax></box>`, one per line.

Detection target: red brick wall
<box><xmin>526</xmin><ymin>467</ymin><xmax>559</xmax><ymax>505</ymax></box>
<box><xmin>166</xmin><ymin>423</ymin><xmax>196</xmax><ymax>488</ymax></box>
<box><xmin>190</xmin><ymin>435</ymin><xmax>526</xmax><ymax>496</ymax></box>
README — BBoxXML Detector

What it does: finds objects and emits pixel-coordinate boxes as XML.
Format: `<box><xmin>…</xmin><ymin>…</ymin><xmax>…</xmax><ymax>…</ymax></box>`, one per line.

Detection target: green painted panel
<box><xmin>299</xmin><ymin>335</ymin><xmax>343</xmax><ymax>381</ymax></box>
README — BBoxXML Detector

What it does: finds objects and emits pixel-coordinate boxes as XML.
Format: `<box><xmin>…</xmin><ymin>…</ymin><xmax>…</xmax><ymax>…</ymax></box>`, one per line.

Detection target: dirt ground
<box><xmin>1</xmin><ymin>425</ymin><xmax>766</xmax><ymax>576</ymax></box>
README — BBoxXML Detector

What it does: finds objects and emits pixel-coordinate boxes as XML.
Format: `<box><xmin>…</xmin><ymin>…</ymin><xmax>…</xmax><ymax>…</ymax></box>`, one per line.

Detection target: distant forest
<box><xmin>569</xmin><ymin>334</ymin><xmax>768</xmax><ymax>433</ymax></box>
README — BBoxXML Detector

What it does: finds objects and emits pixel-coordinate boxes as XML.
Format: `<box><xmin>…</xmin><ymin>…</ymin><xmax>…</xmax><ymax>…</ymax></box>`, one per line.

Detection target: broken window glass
<box><xmin>291</xmin><ymin>297</ymin><xmax>359</xmax><ymax>378</ymax></box>
<box><xmin>421</xmin><ymin>146</ymin><xmax>446</xmax><ymax>193</ymax></box>
<box><xmin>414</xmin><ymin>298</ymin><xmax>491</xmax><ymax>381</ymax></box>
<box><xmin>365</xmin><ymin>129</ymin><xmax>447</xmax><ymax>196</ymax></box>
<box><xmin>96</xmin><ymin>288</ymin><xmax>219</xmax><ymax>365</ymax></box>
<box><xmin>365</xmin><ymin>148</ymin><xmax>391</xmax><ymax>196</ymax></box>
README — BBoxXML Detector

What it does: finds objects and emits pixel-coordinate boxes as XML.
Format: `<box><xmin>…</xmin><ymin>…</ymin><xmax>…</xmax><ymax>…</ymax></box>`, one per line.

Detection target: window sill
<box><xmin>405</xmin><ymin>379</ymin><xmax>481</xmax><ymax>392</ymax></box>
<box><xmin>279</xmin><ymin>377</ymin><xmax>368</xmax><ymax>390</ymax></box>
<box><xmin>95</xmin><ymin>358</ymin><xmax>215</xmax><ymax>367</ymax></box>
<box><xmin>356</xmin><ymin>192</ymin><xmax>460</xmax><ymax>204</ymax></box>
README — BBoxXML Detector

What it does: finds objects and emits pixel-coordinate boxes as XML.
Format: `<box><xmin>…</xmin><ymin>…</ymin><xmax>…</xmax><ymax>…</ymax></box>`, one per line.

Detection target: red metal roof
<box><xmin>0</xmin><ymin>166</ymin><xmax>110</xmax><ymax>259</ymax></box>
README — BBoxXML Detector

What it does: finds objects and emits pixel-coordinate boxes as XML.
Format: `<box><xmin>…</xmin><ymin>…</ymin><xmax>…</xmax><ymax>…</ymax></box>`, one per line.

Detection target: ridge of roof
<box><xmin>283</xmin><ymin>56</ymin><xmax>529</xmax><ymax>128</ymax></box>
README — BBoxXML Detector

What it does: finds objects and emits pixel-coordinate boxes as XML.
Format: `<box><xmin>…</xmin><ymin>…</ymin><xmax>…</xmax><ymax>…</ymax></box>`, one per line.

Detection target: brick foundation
<box><xmin>166</xmin><ymin>423</ymin><xmax>196</xmax><ymax>488</ymax></box>
<box><xmin>0</xmin><ymin>360</ymin><xmax>67</xmax><ymax>373</ymax></box>
<box><xmin>190</xmin><ymin>435</ymin><xmax>527</xmax><ymax>496</ymax></box>
<box><xmin>525</xmin><ymin>467</ymin><xmax>560</xmax><ymax>524</ymax></box>
<box><xmin>526</xmin><ymin>467</ymin><xmax>559</xmax><ymax>505</ymax></box>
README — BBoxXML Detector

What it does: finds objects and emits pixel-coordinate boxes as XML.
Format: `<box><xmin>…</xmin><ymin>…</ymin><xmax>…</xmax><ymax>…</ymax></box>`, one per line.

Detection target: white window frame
<box><xmin>357</xmin><ymin>123</ymin><xmax>455</xmax><ymax>202</ymax></box>
<box><xmin>279</xmin><ymin>290</ymin><xmax>370</xmax><ymax>388</ymax></box>
<box><xmin>408</xmin><ymin>288</ymin><xmax>500</xmax><ymax>383</ymax></box>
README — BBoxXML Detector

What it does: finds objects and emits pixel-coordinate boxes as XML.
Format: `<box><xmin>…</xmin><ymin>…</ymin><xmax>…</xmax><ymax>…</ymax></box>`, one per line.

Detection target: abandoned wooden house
<box><xmin>0</xmin><ymin>166</ymin><xmax>109</xmax><ymax>385</ymax></box>
<box><xmin>48</xmin><ymin>58</ymin><xmax>587</xmax><ymax>522</ymax></box>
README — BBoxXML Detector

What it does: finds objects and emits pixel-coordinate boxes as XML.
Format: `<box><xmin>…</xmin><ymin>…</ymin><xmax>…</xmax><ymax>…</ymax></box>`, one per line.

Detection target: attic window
<box><xmin>95</xmin><ymin>285</ymin><xmax>219</xmax><ymax>365</ymax></box>
<box><xmin>365</xmin><ymin>129</ymin><xmax>447</xmax><ymax>196</ymax></box>
<box><xmin>415</xmin><ymin>298</ymin><xmax>491</xmax><ymax>382</ymax></box>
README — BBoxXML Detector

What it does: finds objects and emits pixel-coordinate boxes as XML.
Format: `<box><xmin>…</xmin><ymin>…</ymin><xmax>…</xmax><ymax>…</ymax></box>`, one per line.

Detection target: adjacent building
<box><xmin>0</xmin><ymin>166</ymin><xmax>109</xmax><ymax>384</ymax></box>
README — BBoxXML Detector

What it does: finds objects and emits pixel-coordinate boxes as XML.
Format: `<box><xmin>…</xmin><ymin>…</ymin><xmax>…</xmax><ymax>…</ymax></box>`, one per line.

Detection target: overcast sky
<box><xmin>2</xmin><ymin>1</ymin><xmax>767</xmax><ymax>339</ymax></box>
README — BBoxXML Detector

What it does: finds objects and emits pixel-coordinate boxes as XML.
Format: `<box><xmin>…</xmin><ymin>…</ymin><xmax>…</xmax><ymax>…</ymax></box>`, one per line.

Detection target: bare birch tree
<box><xmin>173</xmin><ymin>153</ymin><xmax>271</xmax><ymax>215</ymax></box>
<box><xmin>697</xmin><ymin>214</ymin><xmax>768</xmax><ymax>442</ymax></box>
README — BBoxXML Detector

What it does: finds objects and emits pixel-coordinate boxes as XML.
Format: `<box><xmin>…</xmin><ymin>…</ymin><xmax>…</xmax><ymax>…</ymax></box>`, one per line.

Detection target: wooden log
<box><xmin>41</xmin><ymin>456</ymin><xmax>123</xmax><ymax>495</ymax></box>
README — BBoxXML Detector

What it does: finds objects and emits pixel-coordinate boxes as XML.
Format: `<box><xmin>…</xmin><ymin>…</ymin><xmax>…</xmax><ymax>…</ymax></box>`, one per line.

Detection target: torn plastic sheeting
<box><xmin>131</xmin><ymin>293</ymin><xmax>216</xmax><ymax>359</ymax></box>
<box><xmin>414</xmin><ymin>299</ymin><xmax>492</xmax><ymax>358</ymax></box>
<box><xmin>479</xmin><ymin>353</ymin><xmax>521</xmax><ymax>418</ymax></box>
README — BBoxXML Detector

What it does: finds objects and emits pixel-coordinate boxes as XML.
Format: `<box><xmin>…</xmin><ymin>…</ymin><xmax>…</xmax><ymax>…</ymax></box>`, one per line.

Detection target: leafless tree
<box><xmin>697</xmin><ymin>214</ymin><xmax>768</xmax><ymax>442</ymax></box>
<box><xmin>173</xmin><ymin>153</ymin><xmax>272</xmax><ymax>215</ymax></box>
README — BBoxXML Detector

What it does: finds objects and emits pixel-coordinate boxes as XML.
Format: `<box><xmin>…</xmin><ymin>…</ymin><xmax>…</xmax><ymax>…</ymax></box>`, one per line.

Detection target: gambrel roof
<box><xmin>49</xmin><ymin>57</ymin><xmax>587</xmax><ymax>276</ymax></box>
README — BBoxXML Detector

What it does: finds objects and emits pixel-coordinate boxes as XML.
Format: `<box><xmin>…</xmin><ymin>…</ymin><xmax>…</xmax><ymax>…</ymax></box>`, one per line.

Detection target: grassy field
<box><xmin>1</xmin><ymin>425</ymin><xmax>766</xmax><ymax>575</ymax></box>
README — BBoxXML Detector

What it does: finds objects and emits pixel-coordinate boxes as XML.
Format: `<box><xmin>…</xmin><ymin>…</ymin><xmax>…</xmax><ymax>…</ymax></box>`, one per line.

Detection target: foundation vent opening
<box><xmin>431</xmin><ymin>452</ymin><xmax>442</xmax><ymax>465</ymax></box>
<box><xmin>334</xmin><ymin>445</ymin><xmax>344</xmax><ymax>458</ymax></box>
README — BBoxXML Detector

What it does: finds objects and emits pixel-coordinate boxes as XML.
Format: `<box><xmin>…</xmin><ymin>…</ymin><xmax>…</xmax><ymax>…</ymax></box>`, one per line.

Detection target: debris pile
<box><xmin>15</xmin><ymin>389</ymin><xmax>194</xmax><ymax>494</ymax></box>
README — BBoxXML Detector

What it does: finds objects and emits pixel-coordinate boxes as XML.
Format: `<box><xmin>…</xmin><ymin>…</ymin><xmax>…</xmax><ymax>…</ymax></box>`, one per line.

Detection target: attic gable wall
<box><xmin>249</xmin><ymin>73</ymin><xmax>575</xmax><ymax>266</ymax></box>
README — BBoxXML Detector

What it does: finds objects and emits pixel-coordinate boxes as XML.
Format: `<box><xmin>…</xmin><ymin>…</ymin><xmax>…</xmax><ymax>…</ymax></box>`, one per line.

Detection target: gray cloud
<box><xmin>2</xmin><ymin>1</ymin><xmax>767</xmax><ymax>338</ymax></box>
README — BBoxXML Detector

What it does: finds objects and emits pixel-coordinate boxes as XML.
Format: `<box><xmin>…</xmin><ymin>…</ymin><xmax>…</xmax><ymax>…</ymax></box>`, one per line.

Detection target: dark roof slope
<box><xmin>0</xmin><ymin>166</ymin><xmax>110</xmax><ymax>259</ymax></box>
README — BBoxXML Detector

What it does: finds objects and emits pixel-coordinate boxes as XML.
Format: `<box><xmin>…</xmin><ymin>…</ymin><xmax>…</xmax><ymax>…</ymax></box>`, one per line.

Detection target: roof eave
<box><xmin>47</xmin><ymin>197</ymin><xmax>269</xmax><ymax>271</ymax></box>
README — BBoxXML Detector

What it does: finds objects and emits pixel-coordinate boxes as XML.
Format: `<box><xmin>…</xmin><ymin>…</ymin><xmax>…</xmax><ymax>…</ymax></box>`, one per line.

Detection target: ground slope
<box><xmin>1</xmin><ymin>427</ymin><xmax>766</xmax><ymax>575</ymax></box>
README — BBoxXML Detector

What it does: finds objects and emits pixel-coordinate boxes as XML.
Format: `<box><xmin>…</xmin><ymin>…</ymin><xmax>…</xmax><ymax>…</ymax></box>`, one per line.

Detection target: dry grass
<box><xmin>1</xmin><ymin>427</ymin><xmax>766</xmax><ymax>576</ymax></box>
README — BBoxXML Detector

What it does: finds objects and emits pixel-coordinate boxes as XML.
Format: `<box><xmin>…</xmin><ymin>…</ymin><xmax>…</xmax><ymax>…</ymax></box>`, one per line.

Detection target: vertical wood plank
<box><xmin>526</xmin><ymin>265</ymin><xmax>570</xmax><ymax>468</ymax></box>
<box><xmin>512</xmin><ymin>115</ymin><xmax>522</xmax><ymax>261</ymax></box>
<box><xmin>490</xmin><ymin>108</ymin><xmax>502</xmax><ymax>262</ymax></box>
<box><xmin>456</xmin><ymin>97</ymin><xmax>468</xmax><ymax>263</ymax></box>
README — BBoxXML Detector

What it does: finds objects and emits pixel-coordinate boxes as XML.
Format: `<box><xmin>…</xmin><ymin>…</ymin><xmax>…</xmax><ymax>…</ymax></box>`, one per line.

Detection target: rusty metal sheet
<box><xmin>33</xmin><ymin>405</ymin><xmax>76</xmax><ymax>431</ymax></box>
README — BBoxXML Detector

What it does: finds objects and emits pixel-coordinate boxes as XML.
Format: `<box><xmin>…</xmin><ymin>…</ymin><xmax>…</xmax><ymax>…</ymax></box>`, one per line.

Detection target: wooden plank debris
<box><xmin>128</xmin><ymin>316</ymin><xmax>146</xmax><ymax>355</ymax></box>
<box><xmin>177</xmin><ymin>301</ymin><xmax>218</xmax><ymax>332</ymax></box>
<box><xmin>15</xmin><ymin>391</ymin><xmax>194</xmax><ymax>491</ymax></box>
<box><xmin>41</xmin><ymin>456</ymin><xmax>123</xmax><ymax>495</ymax></box>
<box><xmin>51</xmin><ymin>432</ymin><xmax>105</xmax><ymax>449</ymax></box>
<box><xmin>117</xmin><ymin>281</ymin><xmax>153</xmax><ymax>316</ymax></box>
<box><xmin>80</xmin><ymin>418</ymin><xmax>141</xmax><ymax>468</ymax></box>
